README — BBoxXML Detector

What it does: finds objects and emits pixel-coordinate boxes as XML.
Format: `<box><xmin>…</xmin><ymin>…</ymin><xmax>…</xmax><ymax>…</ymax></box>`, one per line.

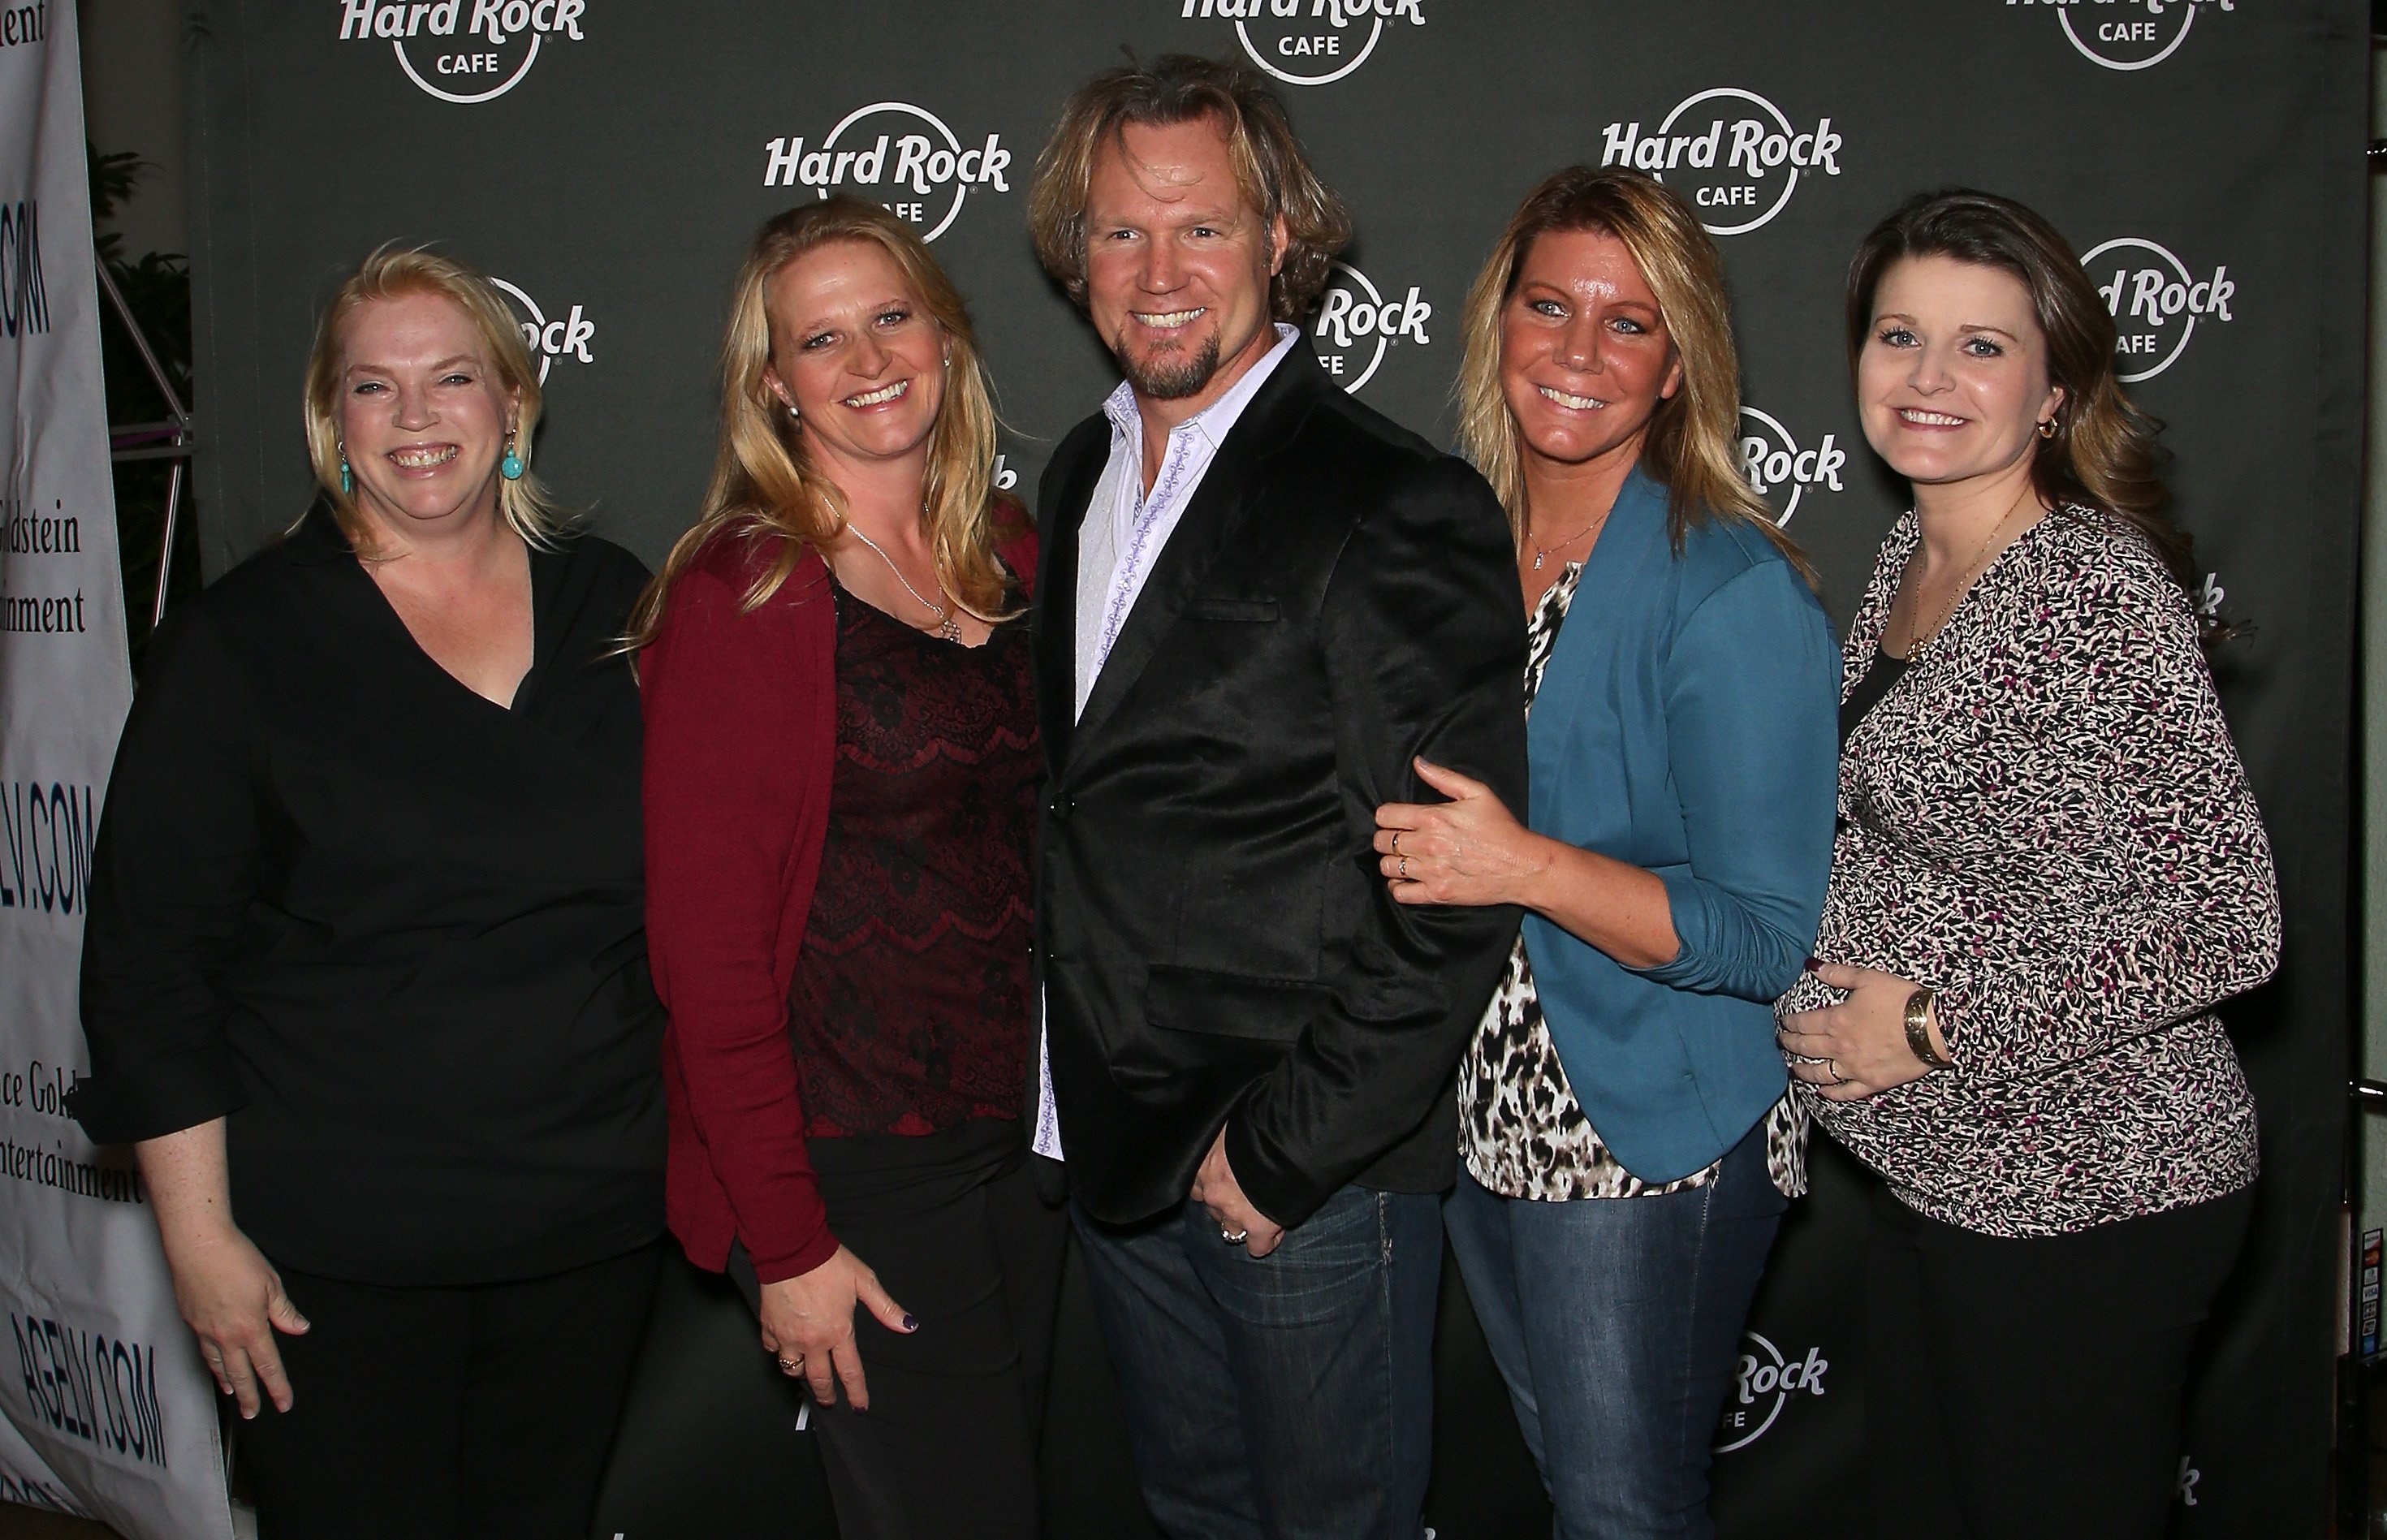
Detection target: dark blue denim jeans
<box><xmin>1444</xmin><ymin>1122</ymin><xmax>1785</xmax><ymax>1540</ymax></box>
<box><xmin>1073</xmin><ymin>1185</ymin><xmax>1441</xmax><ymax>1540</ymax></box>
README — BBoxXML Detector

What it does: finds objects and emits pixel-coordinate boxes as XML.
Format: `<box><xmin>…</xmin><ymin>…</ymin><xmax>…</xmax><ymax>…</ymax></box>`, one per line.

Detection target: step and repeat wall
<box><xmin>183</xmin><ymin>2</ymin><xmax>2363</xmax><ymax>1534</ymax></box>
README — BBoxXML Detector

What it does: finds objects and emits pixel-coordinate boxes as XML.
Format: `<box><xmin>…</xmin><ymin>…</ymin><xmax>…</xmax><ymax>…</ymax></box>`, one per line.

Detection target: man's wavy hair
<box><xmin>1028</xmin><ymin>53</ymin><xmax>1350</xmax><ymax>321</ymax></box>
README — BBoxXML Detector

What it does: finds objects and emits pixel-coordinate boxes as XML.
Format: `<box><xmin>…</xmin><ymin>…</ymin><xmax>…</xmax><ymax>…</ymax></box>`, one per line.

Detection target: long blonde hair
<box><xmin>299</xmin><ymin>244</ymin><xmax>569</xmax><ymax>554</ymax></box>
<box><xmin>624</xmin><ymin>200</ymin><xmax>1012</xmax><ymax>651</ymax></box>
<box><xmin>1454</xmin><ymin>167</ymin><xmax>1811</xmax><ymax>580</ymax></box>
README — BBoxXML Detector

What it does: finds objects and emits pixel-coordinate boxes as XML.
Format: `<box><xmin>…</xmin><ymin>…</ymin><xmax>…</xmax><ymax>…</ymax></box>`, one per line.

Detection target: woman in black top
<box><xmin>72</xmin><ymin>248</ymin><xmax>664</xmax><ymax>1539</ymax></box>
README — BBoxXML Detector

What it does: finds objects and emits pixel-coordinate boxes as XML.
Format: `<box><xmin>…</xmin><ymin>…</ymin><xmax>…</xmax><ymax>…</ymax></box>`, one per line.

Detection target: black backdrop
<box><xmin>182</xmin><ymin>3</ymin><xmax>2365</xmax><ymax>1534</ymax></box>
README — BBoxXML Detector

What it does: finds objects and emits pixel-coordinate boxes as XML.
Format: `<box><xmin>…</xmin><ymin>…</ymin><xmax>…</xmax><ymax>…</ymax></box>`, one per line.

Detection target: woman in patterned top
<box><xmin>1371</xmin><ymin>167</ymin><xmax>1840</xmax><ymax>1537</ymax></box>
<box><xmin>1776</xmin><ymin>191</ymin><xmax>2277</xmax><ymax>1540</ymax></box>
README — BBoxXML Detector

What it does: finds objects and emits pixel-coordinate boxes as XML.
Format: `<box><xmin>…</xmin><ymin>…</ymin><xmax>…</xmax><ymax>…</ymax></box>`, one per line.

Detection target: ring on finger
<box><xmin>1826</xmin><ymin>1059</ymin><xmax>1849</xmax><ymax>1086</ymax></box>
<box><xmin>1391</xmin><ymin>830</ymin><xmax>1401</xmax><ymax>854</ymax></box>
<box><xmin>1220</xmin><ymin>1226</ymin><xmax>1250</xmax><ymax>1245</ymax></box>
<box><xmin>1398</xmin><ymin>856</ymin><xmax>1409</xmax><ymax>880</ymax></box>
<box><xmin>777</xmin><ymin>1353</ymin><xmax>803</xmax><ymax>1371</ymax></box>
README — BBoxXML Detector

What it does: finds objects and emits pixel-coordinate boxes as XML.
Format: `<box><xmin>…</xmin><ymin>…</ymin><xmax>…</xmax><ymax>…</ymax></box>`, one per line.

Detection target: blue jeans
<box><xmin>1444</xmin><ymin>1123</ymin><xmax>1785</xmax><ymax>1540</ymax></box>
<box><xmin>1073</xmin><ymin>1186</ymin><xmax>1441</xmax><ymax>1540</ymax></box>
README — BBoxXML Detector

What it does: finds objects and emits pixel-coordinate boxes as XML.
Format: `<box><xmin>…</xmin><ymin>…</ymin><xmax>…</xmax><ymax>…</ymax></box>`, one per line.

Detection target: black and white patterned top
<box><xmin>1780</xmin><ymin>508</ymin><xmax>2277</xmax><ymax>1237</ymax></box>
<box><xmin>1461</xmin><ymin>561</ymin><xmax>1804</xmax><ymax>1201</ymax></box>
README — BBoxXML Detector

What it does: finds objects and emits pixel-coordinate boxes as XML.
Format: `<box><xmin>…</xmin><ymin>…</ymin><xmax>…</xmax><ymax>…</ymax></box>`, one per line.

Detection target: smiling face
<box><xmin>1498</xmin><ymin>226</ymin><xmax>1682</xmax><ymax>478</ymax></box>
<box><xmin>760</xmin><ymin>238</ymin><xmax>949</xmax><ymax>480</ymax></box>
<box><xmin>337</xmin><ymin>290</ymin><xmax>518</xmax><ymax>538</ymax></box>
<box><xmin>1857</xmin><ymin>254</ymin><xmax>2065</xmax><ymax>491</ymax></box>
<box><xmin>1082</xmin><ymin>114</ymin><xmax>1288</xmax><ymax>412</ymax></box>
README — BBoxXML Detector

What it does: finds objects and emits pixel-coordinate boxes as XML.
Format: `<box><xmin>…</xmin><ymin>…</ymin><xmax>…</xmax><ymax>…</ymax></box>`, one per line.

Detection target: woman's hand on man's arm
<box><xmin>1374</xmin><ymin>756</ymin><xmax>1681</xmax><ymax>969</ymax></box>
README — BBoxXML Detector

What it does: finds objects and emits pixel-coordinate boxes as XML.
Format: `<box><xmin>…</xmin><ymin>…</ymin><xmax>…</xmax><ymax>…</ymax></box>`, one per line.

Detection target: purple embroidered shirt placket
<box><xmin>1095</xmin><ymin>429</ymin><xmax>1200</xmax><ymax>672</ymax></box>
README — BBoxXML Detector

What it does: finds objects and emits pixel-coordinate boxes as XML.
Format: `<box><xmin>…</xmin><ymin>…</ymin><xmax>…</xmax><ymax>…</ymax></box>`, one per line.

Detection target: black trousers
<box><xmin>237</xmin><ymin>1241</ymin><xmax>662</xmax><ymax>1540</ymax></box>
<box><xmin>1863</xmin><ymin>1180</ymin><xmax>2254</xmax><ymax>1540</ymax></box>
<box><xmin>731</xmin><ymin>1141</ymin><xmax>1069</xmax><ymax>1540</ymax></box>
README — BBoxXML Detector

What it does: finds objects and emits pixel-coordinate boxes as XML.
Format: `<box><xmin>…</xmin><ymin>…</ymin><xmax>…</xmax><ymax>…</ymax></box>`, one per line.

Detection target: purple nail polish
<box><xmin>902</xmin><ymin>1314</ymin><xmax>919</xmax><ymax>1331</ymax></box>
<box><xmin>1803</xmin><ymin>955</ymin><xmax>1822</xmax><ymax>973</ymax></box>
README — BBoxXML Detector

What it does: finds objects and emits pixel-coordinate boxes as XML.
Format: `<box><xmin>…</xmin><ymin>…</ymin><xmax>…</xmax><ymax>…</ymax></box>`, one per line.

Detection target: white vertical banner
<box><xmin>0</xmin><ymin>3</ymin><xmax>232</xmax><ymax>1534</ymax></box>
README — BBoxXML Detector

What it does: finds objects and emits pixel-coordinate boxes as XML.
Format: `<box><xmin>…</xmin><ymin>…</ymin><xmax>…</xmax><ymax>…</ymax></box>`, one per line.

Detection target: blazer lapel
<box><xmin>1526</xmin><ymin>466</ymin><xmax>1669</xmax><ymax>824</ymax></box>
<box><xmin>1068</xmin><ymin>352</ymin><xmax>1325</xmax><ymax>757</ymax></box>
<box><xmin>1033</xmin><ymin>422</ymin><xmax>1108</xmax><ymax>774</ymax></box>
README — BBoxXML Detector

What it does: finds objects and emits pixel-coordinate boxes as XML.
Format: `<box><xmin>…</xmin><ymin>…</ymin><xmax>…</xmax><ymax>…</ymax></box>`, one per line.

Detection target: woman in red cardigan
<box><xmin>628</xmin><ymin>198</ymin><xmax>1058</xmax><ymax>1540</ymax></box>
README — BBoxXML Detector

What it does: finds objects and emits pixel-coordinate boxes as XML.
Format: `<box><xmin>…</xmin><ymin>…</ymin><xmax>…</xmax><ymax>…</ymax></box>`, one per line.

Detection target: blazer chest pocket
<box><xmin>1188</xmin><ymin>596</ymin><xmax>1280</xmax><ymax>623</ymax></box>
<box><xmin>1146</xmin><ymin>963</ymin><xmax>1324</xmax><ymax>1045</ymax></box>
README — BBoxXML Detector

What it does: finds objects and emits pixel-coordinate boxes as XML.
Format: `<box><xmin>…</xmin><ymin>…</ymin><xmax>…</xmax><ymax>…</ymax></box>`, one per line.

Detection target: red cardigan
<box><xmin>642</xmin><ymin>517</ymin><xmax>1038</xmax><ymax>1286</ymax></box>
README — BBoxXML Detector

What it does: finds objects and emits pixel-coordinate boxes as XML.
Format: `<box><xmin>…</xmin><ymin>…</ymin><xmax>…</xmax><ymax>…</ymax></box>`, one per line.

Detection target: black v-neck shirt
<box><xmin>74</xmin><ymin>507</ymin><xmax>665</xmax><ymax>1285</ymax></box>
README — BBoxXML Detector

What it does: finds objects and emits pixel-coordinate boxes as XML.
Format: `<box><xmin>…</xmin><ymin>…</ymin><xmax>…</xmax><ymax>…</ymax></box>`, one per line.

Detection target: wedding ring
<box><xmin>1399</xmin><ymin>856</ymin><xmax>1409</xmax><ymax>880</ymax></box>
<box><xmin>1391</xmin><ymin>831</ymin><xmax>1401</xmax><ymax>854</ymax></box>
<box><xmin>1826</xmin><ymin>1060</ymin><xmax>1849</xmax><ymax>1086</ymax></box>
<box><xmin>1220</xmin><ymin>1227</ymin><xmax>1250</xmax><ymax>1245</ymax></box>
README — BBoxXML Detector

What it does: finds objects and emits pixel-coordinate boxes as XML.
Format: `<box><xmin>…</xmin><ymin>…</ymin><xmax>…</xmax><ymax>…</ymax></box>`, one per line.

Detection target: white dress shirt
<box><xmin>1033</xmin><ymin>323</ymin><xmax>1302</xmax><ymax>1161</ymax></box>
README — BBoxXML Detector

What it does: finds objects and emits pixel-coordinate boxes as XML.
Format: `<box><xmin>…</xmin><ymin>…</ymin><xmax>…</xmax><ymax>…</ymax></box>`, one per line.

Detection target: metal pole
<box><xmin>93</xmin><ymin>261</ymin><xmax>188</xmax><ymax>426</ymax></box>
<box><xmin>152</xmin><ymin>458</ymin><xmax>183</xmax><ymax>628</ymax></box>
<box><xmin>93</xmin><ymin>260</ymin><xmax>194</xmax><ymax>626</ymax></box>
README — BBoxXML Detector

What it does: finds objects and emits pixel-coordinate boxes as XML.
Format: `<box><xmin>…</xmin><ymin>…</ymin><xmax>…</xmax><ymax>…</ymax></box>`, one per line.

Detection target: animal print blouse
<box><xmin>1460</xmin><ymin>560</ymin><xmax>1803</xmax><ymax>1201</ymax></box>
<box><xmin>1780</xmin><ymin>507</ymin><xmax>2277</xmax><ymax>1237</ymax></box>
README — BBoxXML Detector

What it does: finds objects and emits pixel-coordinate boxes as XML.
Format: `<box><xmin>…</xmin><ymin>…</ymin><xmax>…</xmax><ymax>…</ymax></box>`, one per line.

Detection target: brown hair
<box><xmin>1453</xmin><ymin>166</ymin><xmax>1811</xmax><ymax>580</ymax></box>
<box><xmin>623</xmin><ymin>199</ymin><xmax>1012</xmax><ymax>654</ymax></box>
<box><xmin>1027</xmin><ymin>53</ymin><xmax>1350</xmax><ymax>321</ymax></box>
<box><xmin>300</xmin><ymin>244</ymin><xmax>568</xmax><ymax>554</ymax></box>
<box><xmin>1845</xmin><ymin>189</ymin><xmax>2202</xmax><ymax>609</ymax></box>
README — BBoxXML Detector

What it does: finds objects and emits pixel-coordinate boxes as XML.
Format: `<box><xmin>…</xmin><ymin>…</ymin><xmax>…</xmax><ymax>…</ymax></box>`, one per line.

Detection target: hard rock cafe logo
<box><xmin>1310</xmin><ymin>262</ymin><xmax>1431</xmax><ymax>394</ymax></box>
<box><xmin>489</xmin><ymin>279</ymin><xmax>594</xmax><ymax>385</ymax></box>
<box><xmin>1716</xmin><ymin>1331</ymin><xmax>1828</xmax><ymax>1452</ymax></box>
<box><xmin>762</xmin><ymin>103</ymin><xmax>1013</xmax><ymax>244</ymax></box>
<box><xmin>1739</xmin><ymin>407</ymin><xmax>1845</xmax><ymax>527</ymax></box>
<box><xmin>336</xmin><ymin>0</ymin><xmax>585</xmax><ymax>106</ymax></box>
<box><xmin>2080</xmin><ymin>236</ymin><xmax>2233</xmax><ymax>382</ymax></box>
<box><xmin>1600</xmin><ymin>88</ymin><xmax>1843</xmax><ymax>238</ymax></box>
<box><xmin>2006</xmin><ymin>0</ymin><xmax>2233</xmax><ymax>71</ymax></box>
<box><xmin>1179</xmin><ymin>0</ymin><xmax>1426</xmax><ymax>88</ymax></box>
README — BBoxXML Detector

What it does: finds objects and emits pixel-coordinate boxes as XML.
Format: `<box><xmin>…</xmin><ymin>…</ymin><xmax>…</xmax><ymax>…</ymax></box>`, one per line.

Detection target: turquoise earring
<box><xmin>499</xmin><ymin>431</ymin><xmax>524</xmax><ymax>481</ymax></box>
<box><xmin>338</xmin><ymin>447</ymin><xmax>352</xmax><ymax>495</ymax></box>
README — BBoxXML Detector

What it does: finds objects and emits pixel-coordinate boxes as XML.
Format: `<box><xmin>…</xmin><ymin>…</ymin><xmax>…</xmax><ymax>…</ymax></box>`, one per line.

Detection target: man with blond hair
<box><xmin>1022</xmin><ymin>54</ymin><xmax>1522</xmax><ymax>1537</ymax></box>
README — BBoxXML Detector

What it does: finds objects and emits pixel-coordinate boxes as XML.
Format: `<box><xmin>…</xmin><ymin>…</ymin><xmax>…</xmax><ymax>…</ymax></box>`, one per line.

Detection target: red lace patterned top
<box><xmin>792</xmin><ymin>579</ymin><xmax>1039</xmax><ymax>1138</ymax></box>
<box><xmin>645</xmin><ymin>517</ymin><xmax>1038</xmax><ymax>1288</ymax></box>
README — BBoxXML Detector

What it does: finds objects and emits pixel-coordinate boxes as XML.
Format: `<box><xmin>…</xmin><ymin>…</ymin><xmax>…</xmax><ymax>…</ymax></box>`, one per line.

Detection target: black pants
<box><xmin>730</xmin><ymin>1136</ymin><xmax>1069</xmax><ymax>1540</ymax></box>
<box><xmin>1863</xmin><ymin>1180</ymin><xmax>2253</xmax><ymax>1540</ymax></box>
<box><xmin>238</xmin><ymin>1241</ymin><xmax>662</xmax><ymax>1540</ymax></box>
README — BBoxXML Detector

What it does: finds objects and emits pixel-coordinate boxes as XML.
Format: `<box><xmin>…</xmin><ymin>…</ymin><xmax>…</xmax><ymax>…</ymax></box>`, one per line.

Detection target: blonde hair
<box><xmin>1454</xmin><ymin>167</ymin><xmax>1811</xmax><ymax>581</ymax></box>
<box><xmin>300</xmin><ymin>244</ymin><xmax>568</xmax><ymax>554</ymax></box>
<box><xmin>1028</xmin><ymin>53</ymin><xmax>1350</xmax><ymax>322</ymax></box>
<box><xmin>623</xmin><ymin>200</ymin><xmax>1014</xmax><ymax>652</ymax></box>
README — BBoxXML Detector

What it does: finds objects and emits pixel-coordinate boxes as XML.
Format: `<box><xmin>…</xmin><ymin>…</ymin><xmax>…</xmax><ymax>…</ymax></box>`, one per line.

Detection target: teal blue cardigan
<box><xmin>1523</xmin><ymin>468</ymin><xmax>1839</xmax><ymax>1183</ymax></box>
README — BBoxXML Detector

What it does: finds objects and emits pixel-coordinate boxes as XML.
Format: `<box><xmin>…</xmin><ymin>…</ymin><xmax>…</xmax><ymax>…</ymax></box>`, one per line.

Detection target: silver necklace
<box><xmin>845</xmin><ymin>524</ymin><xmax>962</xmax><ymax>643</ymax></box>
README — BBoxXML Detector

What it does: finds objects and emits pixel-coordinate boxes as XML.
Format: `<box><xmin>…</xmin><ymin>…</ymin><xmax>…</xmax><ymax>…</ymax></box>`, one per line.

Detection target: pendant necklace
<box><xmin>846</xmin><ymin>523</ymin><xmax>963</xmax><ymax>643</ymax></box>
<box><xmin>1529</xmin><ymin>511</ymin><xmax>1607</xmax><ymax>572</ymax></box>
<box><xmin>1896</xmin><ymin>484</ymin><xmax>2035</xmax><ymax>659</ymax></box>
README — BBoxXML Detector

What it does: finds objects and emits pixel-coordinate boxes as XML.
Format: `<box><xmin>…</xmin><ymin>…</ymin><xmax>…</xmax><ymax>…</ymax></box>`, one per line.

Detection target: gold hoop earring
<box><xmin>2035</xmin><ymin>417</ymin><xmax>2057</xmax><ymax>440</ymax></box>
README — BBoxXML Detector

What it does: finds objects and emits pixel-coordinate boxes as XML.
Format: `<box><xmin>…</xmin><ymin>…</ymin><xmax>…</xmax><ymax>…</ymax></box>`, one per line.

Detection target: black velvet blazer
<box><xmin>1030</xmin><ymin>348</ymin><xmax>1526</xmax><ymax>1228</ymax></box>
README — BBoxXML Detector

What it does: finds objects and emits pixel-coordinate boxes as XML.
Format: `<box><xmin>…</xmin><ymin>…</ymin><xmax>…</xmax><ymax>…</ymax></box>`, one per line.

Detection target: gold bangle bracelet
<box><xmin>1904</xmin><ymin>987</ymin><xmax>1953</xmax><ymax>1071</ymax></box>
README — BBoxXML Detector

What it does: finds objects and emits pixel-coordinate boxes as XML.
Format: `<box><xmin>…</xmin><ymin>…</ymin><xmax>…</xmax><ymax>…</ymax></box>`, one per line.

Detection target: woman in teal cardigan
<box><xmin>1375</xmin><ymin>168</ymin><xmax>1838</xmax><ymax>1538</ymax></box>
